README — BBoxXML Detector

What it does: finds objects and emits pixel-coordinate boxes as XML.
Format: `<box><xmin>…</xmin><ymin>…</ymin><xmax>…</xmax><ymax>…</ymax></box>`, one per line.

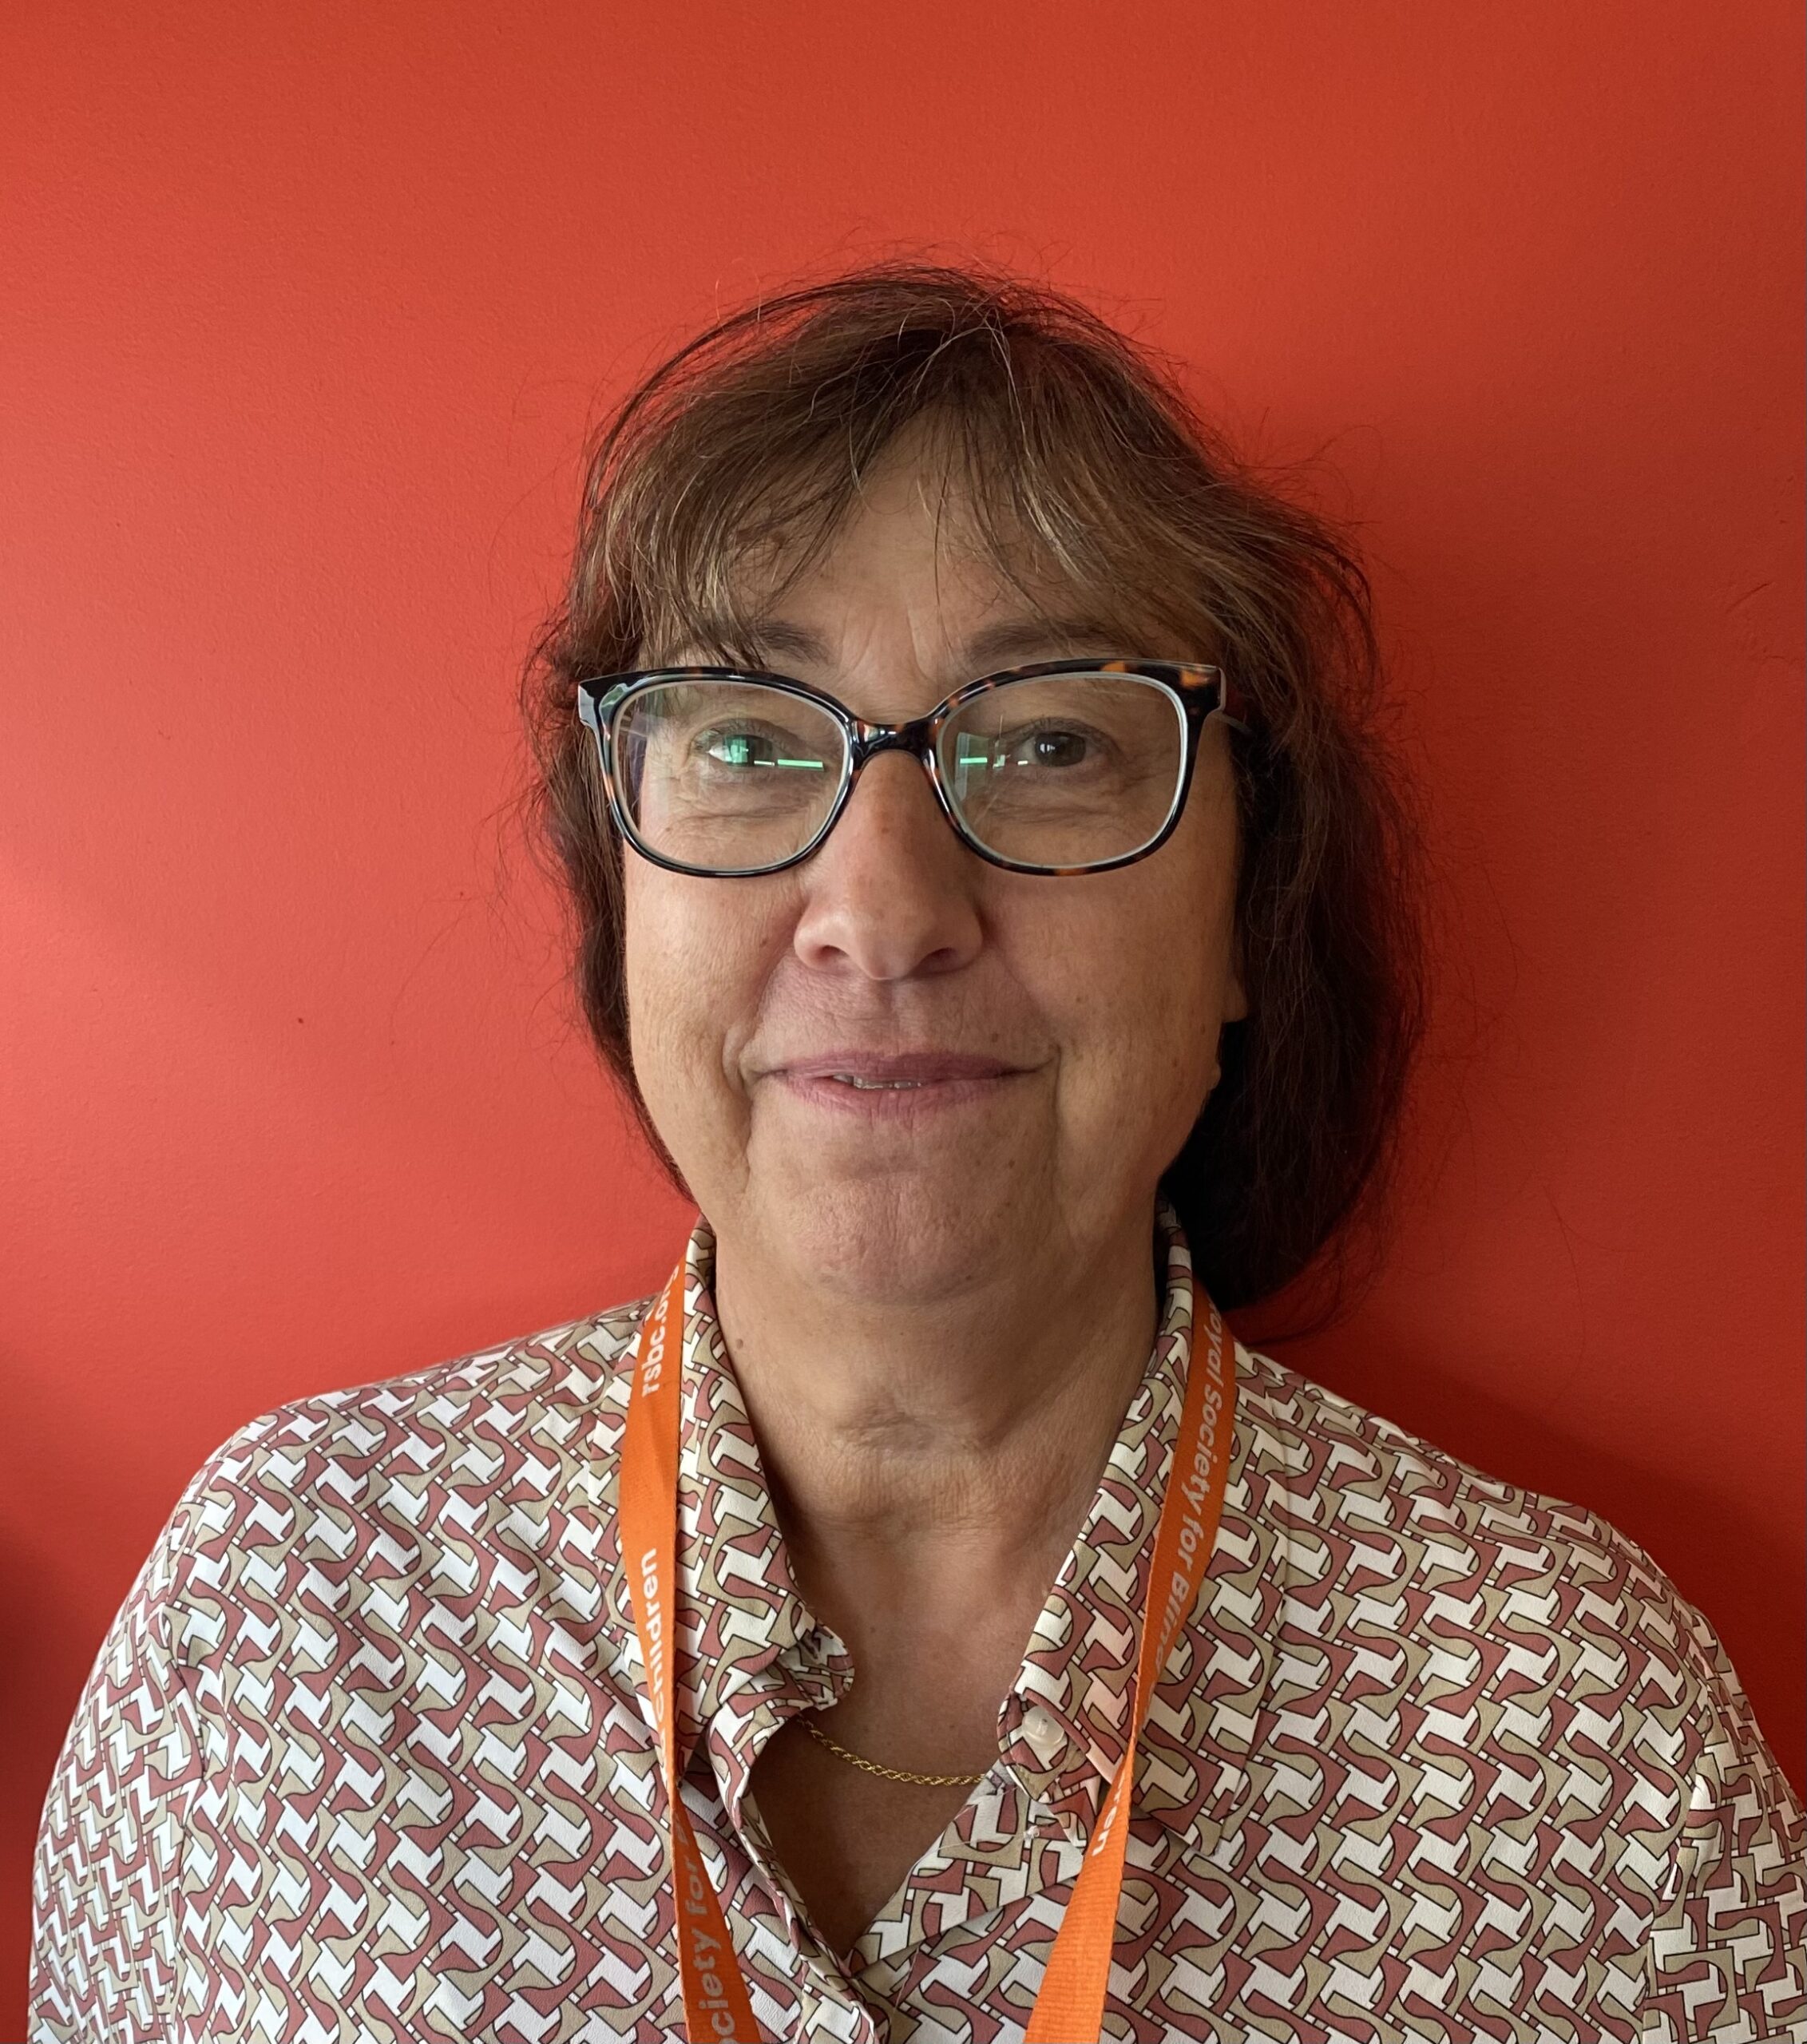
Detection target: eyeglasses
<box><xmin>575</xmin><ymin>657</ymin><xmax>1254</xmax><ymax>879</ymax></box>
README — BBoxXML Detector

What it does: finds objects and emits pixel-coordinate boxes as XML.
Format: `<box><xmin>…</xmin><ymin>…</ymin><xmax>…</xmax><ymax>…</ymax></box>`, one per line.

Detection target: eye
<box><xmin>995</xmin><ymin>723</ymin><xmax>1102</xmax><ymax>770</ymax></box>
<box><xmin>691</xmin><ymin>723</ymin><xmax>830</xmax><ymax>773</ymax></box>
<box><xmin>699</xmin><ymin>727</ymin><xmax>779</xmax><ymax>770</ymax></box>
<box><xmin>1014</xmin><ymin>727</ymin><xmax>1090</xmax><ymax>769</ymax></box>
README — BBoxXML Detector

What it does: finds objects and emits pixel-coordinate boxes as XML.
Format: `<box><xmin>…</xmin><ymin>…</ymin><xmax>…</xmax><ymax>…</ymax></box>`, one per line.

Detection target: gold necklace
<box><xmin>802</xmin><ymin>1714</ymin><xmax>990</xmax><ymax>1788</ymax></box>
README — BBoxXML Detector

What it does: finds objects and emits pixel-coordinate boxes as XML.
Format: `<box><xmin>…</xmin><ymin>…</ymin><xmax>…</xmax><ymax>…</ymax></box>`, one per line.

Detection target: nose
<box><xmin>791</xmin><ymin>749</ymin><xmax>985</xmax><ymax>981</ymax></box>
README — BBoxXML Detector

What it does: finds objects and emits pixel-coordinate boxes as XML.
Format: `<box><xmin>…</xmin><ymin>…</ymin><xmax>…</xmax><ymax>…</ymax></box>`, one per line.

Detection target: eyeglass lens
<box><xmin>611</xmin><ymin>672</ymin><xmax>1189</xmax><ymax>873</ymax></box>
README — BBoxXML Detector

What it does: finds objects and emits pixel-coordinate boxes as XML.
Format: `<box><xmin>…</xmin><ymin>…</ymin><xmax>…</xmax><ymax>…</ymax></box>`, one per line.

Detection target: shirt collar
<box><xmin>606</xmin><ymin>1198</ymin><xmax>1271</xmax><ymax>1848</ymax></box>
<box><xmin>988</xmin><ymin>1202</ymin><xmax>1269</xmax><ymax>1836</ymax></box>
<box><xmin>627</xmin><ymin>1218</ymin><xmax>854</xmax><ymax>1751</ymax></box>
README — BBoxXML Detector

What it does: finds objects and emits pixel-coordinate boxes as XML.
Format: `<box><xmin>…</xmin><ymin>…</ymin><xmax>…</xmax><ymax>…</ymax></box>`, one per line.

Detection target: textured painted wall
<box><xmin>3</xmin><ymin>2</ymin><xmax>1801</xmax><ymax>2018</ymax></box>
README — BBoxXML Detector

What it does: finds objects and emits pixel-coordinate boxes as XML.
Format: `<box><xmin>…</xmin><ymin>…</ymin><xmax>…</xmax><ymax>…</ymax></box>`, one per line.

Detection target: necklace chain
<box><xmin>802</xmin><ymin>1714</ymin><xmax>990</xmax><ymax>1788</ymax></box>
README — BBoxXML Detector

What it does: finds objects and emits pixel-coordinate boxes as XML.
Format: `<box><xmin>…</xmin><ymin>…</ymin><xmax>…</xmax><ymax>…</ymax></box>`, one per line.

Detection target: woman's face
<box><xmin>623</xmin><ymin>448</ymin><xmax>1248</xmax><ymax>1306</ymax></box>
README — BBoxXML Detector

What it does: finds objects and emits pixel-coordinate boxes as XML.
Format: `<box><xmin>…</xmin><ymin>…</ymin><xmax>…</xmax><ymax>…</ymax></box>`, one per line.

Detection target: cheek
<box><xmin>622</xmin><ymin>867</ymin><xmax>742</xmax><ymax>1103</ymax></box>
<box><xmin>621</xmin><ymin>862</ymin><xmax>798</xmax><ymax>1135</ymax></box>
<box><xmin>1028</xmin><ymin>856</ymin><xmax>1232</xmax><ymax>1119</ymax></box>
<box><xmin>1064</xmin><ymin>913</ymin><xmax>1217</xmax><ymax>1083</ymax></box>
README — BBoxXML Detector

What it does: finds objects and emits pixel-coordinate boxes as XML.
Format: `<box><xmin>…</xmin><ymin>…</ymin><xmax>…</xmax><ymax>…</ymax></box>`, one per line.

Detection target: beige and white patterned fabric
<box><xmin>31</xmin><ymin>1207</ymin><xmax>1807</xmax><ymax>2041</ymax></box>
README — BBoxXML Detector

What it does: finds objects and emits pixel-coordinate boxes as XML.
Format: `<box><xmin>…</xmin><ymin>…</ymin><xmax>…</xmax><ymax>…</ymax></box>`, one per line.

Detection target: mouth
<box><xmin>765</xmin><ymin>1051</ymin><xmax>1032</xmax><ymax>1113</ymax></box>
<box><xmin>779</xmin><ymin>1052</ymin><xmax>1024</xmax><ymax>1084</ymax></box>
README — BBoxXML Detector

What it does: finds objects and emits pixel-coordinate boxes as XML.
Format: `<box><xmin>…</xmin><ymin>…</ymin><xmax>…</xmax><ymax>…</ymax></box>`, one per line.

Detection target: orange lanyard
<box><xmin>619</xmin><ymin>1258</ymin><xmax>1238</xmax><ymax>2044</ymax></box>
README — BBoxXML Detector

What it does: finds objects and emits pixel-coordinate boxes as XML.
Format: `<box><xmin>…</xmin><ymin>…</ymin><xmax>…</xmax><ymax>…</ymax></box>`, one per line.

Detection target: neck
<box><xmin>710</xmin><ymin>1207</ymin><xmax>1160</xmax><ymax>1563</ymax></box>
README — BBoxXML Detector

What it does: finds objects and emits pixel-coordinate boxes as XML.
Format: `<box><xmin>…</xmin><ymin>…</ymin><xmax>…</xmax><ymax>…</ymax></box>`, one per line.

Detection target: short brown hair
<box><xmin>520</xmin><ymin>263</ymin><xmax>1429</xmax><ymax>1331</ymax></box>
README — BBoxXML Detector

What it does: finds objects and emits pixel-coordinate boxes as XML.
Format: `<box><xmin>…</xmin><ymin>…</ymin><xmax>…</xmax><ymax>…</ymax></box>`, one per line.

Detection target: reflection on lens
<box><xmin>938</xmin><ymin>674</ymin><xmax>1186</xmax><ymax>867</ymax></box>
<box><xmin>616</xmin><ymin>680</ymin><xmax>846</xmax><ymax>870</ymax></box>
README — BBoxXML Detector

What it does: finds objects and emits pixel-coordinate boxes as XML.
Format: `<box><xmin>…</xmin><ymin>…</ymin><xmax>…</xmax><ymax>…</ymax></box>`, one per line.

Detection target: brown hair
<box><xmin>520</xmin><ymin>262</ymin><xmax>1429</xmax><ymax>1333</ymax></box>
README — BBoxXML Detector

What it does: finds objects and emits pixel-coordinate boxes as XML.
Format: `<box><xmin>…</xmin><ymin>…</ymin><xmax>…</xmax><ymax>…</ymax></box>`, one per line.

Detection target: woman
<box><xmin>32</xmin><ymin>266</ymin><xmax>1804</xmax><ymax>2042</ymax></box>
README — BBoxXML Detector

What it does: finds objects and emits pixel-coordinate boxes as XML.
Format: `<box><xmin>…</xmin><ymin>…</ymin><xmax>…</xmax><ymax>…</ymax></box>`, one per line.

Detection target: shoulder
<box><xmin>154</xmin><ymin>1293</ymin><xmax>655</xmax><ymax>1654</ymax></box>
<box><xmin>209</xmin><ymin>1296</ymin><xmax>644</xmax><ymax>1494</ymax></box>
<box><xmin>1233</xmin><ymin>1340</ymin><xmax>1700</xmax><ymax>1647</ymax></box>
<box><xmin>1230</xmin><ymin>1351</ymin><xmax>1806</xmax><ymax>2026</ymax></box>
<box><xmin>30</xmin><ymin>1297</ymin><xmax>664</xmax><ymax>2030</ymax></box>
<box><xmin>1231</xmin><ymin>1344</ymin><xmax>1740</xmax><ymax>1796</ymax></box>
<box><xmin>1236</xmin><ymin>1341</ymin><xmax>1676</xmax><ymax>1592</ymax></box>
<box><xmin>1234</xmin><ymin>1357</ymin><xmax>1733</xmax><ymax>1790</ymax></box>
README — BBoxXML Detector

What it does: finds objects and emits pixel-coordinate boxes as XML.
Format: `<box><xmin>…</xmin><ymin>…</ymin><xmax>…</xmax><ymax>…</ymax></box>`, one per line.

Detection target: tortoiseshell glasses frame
<box><xmin>575</xmin><ymin>656</ymin><xmax>1255</xmax><ymax>879</ymax></box>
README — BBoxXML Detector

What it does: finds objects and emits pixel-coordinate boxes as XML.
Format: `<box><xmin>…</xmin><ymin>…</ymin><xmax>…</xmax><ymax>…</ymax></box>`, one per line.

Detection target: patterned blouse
<box><xmin>32</xmin><ymin>1209</ymin><xmax>1806</xmax><ymax>2042</ymax></box>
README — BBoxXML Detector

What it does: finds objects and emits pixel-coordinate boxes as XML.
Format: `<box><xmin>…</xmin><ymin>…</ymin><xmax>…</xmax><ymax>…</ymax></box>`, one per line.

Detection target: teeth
<box><xmin>832</xmin><ymin>1075</ymin><xmax>927</xmax><ymax>1090</ymax></box>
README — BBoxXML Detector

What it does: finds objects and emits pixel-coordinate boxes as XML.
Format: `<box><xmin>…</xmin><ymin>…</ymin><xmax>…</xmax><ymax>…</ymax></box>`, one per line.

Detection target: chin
<box><xmin>761</xmin><ymin>1169</ymin><xmax>1007</xmax><ymax>1302</ymax></box>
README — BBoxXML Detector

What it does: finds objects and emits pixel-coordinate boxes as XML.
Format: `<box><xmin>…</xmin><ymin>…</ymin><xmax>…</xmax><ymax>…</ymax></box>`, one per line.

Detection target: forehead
<box><xmin>644</xmin><ymin>438</ymin><xmax>1184</xmax><ymax>670</ymax></box>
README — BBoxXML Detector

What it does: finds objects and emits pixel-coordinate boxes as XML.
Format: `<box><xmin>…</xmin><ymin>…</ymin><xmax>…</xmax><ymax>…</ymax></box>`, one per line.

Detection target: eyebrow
<box><xmin>722</xmin><ymin>613</ymin><xmax>1133</xmax><ymax>674</ymax></box>
<box><xmin>961</xmin><ymin>616</ymin><xmax>1131</xmax><ymax>667</ymax></box>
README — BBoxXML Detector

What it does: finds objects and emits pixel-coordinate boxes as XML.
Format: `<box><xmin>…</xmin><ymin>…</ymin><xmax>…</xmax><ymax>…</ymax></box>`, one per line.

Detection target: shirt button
<box><xmin>1021</xmin><ymin>1705</ymin><xmax>1064</xmax><ymax>1763</ymax></box>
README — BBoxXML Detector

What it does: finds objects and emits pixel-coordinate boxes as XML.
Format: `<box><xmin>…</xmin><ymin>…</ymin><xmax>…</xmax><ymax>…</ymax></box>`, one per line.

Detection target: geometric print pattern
<box><xmin>31</xmin><ymin>1205</ymin><xmax>1806</xmax><ymax>2041</ymax></box>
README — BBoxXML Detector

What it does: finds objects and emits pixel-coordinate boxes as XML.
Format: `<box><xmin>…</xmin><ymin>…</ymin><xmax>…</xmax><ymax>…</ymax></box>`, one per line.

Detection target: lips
<box><xmin>777</xmin><ymin>1052</ymin><xmax>1024</xmax><ymax>1087</ymax></box>
<box><xmin>762</xmin><ymin>1050</ymin><xmax>1032</xmax><ymax>1114</ymax></box>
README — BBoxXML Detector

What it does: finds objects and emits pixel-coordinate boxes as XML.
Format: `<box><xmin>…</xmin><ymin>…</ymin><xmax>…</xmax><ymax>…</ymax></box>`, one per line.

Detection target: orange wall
<box><xmin>3</xmin><ymin>2</ymin><xmax>1801</xmax><ymax>2018</ymax></box>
